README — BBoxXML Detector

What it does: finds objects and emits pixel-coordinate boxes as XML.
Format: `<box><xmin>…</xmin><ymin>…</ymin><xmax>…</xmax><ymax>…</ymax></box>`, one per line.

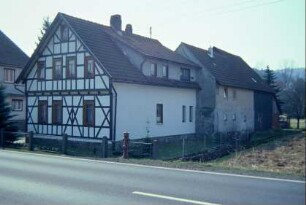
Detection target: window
<box><xmin>232</xmin><ymin>89</ymin><xmax>237</xmax><ymax>99</ymax></box>
<box><xmin>232</xmin><ymin>114</ymin><xmax>236</xmax><ymax>121</ymax></box>
<box><xmin>189</xmin><ymin>106</ymin><xmax>193</xmax><ymax>122</ymax></box>
<box><xmin>61</xmin><ymin>25</ymin><xmax>69</xmax><ymax>41</ymax></box>
<box><xmin>181</xmin><ymin>68</ymin><xmax>190</xmax><ymax>81</ymax></box>
<box><xmin>38</xmin><ymin>100</ymin><xmax>48</xmax><ymax>124</ymax></box>
<box><xmin>53</xmin><ymin>58</ymin><xmax>62</xmax><ymax>79</ymax></box>
<box><xmin>156</xmin><ymin>104</ymin><xmax>163</xmax><ymax>124</ymax></box>
<box><xmin>182</xmin><ymin>105</ymin><xmax>186</xmax><ymax>122</ymax></box>
<box><xmin>83</xmin><ymin>100</ymin><xmax>95</xmax><ymax>127</ymax></box>
<box><xmin>12</xmin><ymin>99</ymin><xmax>23</xmax><ymax>111</ymax></box>
<box><xmin>37</xmin><ymin>61</ymin><xmax>45</xmax><ymax>80</ymax></box>
<box><xmin>216</xmin><ymin>85</ymin><xmax>220</xmax><ymax>95</ymax></box>
<box><xmin>85</xmin><ymin>57</ymin><xmax>95</xmax><ymax>78</ymax></box>
<box><xmin>66</xmin><ymin>57</ymin><xmax>76</xmax><ymax>79</ymax></box>
<box><xmin>243</xmin><ymin>115</ymin><xmax>247</xmax><ymax>122</ymax></box>
<box><xmin>224</xmin><ymin>87</ymin><xmax>228</xmax><ymax>99</ymax></box>
<box><xmin>52</xmin><ymin>100</ymin><xmax>62</xmax><ymax>124</ymax></box>
<box><xmin>4</xmin><ymin>68</ymin><xmax>15</xmax><ymax>83</ymax></box>
<box><xmin>150</xmin><ymin>63</ymin><xmax>157</xmax><ymax>77</ymax></box>
<box><xmin>223</xmin><ymin>114</ymin><xmax>227</xmax><ymax>121</ymax></box>
<box><xmin>162</xmin><ymin>65</ymin><xmax>168</xmax><ymax>78</ymax></box>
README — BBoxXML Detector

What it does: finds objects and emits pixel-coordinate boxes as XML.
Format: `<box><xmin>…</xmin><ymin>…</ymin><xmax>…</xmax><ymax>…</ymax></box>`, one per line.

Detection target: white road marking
<box><xmin>1</xmin><ymin>149</ymin><xmax>305</xmax><ymax>184</ymax></box>
<box><xmin>133</xmin><ymin>191</ymin><xmax>220</xmax><ymax>205</ymax></box>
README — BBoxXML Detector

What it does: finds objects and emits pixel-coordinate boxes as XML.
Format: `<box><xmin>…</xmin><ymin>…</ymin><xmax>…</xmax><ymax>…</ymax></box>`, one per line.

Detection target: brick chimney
<box><xmin>125</xmin><ymin>24</ymin><xmax>133</xmax><ymax>35</ymax></box>
<box><xmin>110</xmin><ymin>15</ymin><xmax>122</xmax><ymax>31</ymax></box>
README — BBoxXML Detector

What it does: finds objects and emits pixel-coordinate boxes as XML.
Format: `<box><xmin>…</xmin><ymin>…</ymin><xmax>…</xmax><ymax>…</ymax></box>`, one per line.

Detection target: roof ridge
<box><xmin>59</xmin><ymin>12</ymin><xmax>160</xmax><ymax>42</ymax></box>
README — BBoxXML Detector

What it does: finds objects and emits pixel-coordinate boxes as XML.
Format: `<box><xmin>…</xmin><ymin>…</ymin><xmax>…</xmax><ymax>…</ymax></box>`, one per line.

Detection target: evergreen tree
<box><xmin>264</xmin><ymin>65</ymin><xmax>283</xmax><ymax>111</ymax></box>
<box><xmin>36</xmin><ymin>17</ymin><xmax>52</xmax><ymax>46</ymax></box>
<box><xmin>0</xmin><ymin>85</ymin><xmax>18</xmax><ymax>144</ymax></box>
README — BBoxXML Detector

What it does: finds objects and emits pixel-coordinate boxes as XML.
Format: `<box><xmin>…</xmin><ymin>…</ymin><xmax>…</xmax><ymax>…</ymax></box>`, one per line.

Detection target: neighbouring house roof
<box><xmin>17</xmin><ymin>13</ymin><xmax>199</xmax><ymax>89</ymax></box>
<box><xmin>3</xmin><ymin>84</ymin><xmax>24</xmax><ymax>96</ymax></box>
<box><xmin>179</xmin><ymin>43</ymin><xmax>275</xmax><ymax>93</ymax></box>
<box><xmin>0</xmin><ymin>30</ymin><xmax>28</xmax><ymax>68</ymax></box>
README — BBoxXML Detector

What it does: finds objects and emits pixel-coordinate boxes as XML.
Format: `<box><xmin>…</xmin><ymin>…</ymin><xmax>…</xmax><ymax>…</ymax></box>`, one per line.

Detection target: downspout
<box><xmin>111</xmin><ymin>82</ymin><xmax>118</xmax><ymax>144</ymax></box>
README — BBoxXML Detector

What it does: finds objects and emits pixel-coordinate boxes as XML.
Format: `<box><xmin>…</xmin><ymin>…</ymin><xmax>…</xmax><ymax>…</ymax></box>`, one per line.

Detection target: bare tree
<box><xmin>281</xmin><ymin>77</ymin><xmax>305</xmax><ymax>129</ymax></box>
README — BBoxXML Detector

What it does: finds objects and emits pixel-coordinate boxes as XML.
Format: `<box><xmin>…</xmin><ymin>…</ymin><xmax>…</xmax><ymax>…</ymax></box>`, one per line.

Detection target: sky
<box><xmin>0</xmin><ymin>0</ymin><xmax>305</xmax><ymax>70</ymax></box>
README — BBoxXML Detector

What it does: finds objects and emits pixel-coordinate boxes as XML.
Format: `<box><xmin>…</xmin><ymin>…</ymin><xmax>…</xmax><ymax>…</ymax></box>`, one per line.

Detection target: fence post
<box><xmin>28</xmin><ymin>131</ymin><xmax>33</xmax><ymax>151</ymax></box>
<box><xmin>62</xmin><ymin>134</ymin><xmax>68</xmax><ymax>155</ymax></box>
<box><xmin>0</xmin><ymin>129</ymin><xmax>4</xmax><ymax>149</ymax></box>
<box><xmin>151</xmin><ymin>140</ymin><xmax>158</xmax><ymax>159</ymax></box>
<box><xmin>182</xmin><ymin>137</ymin><xmax>185</xmax><ymax>159</ymax></box>
<box><xmin>122</xmin><ymin>132</ymin><xmax>129</xmax><ymax>159</ymax></box>
<box><xmin>102</xmin><ymin>136</ymin><xmax>108</xmax><ymax>158</ymax></box>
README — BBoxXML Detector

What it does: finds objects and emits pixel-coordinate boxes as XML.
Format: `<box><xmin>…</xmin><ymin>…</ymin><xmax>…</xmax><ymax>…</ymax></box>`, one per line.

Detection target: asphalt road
<box><xmin>0</xmin><ymin>150</ymin><xmax>304</xmax><ymax>205</ymax></box>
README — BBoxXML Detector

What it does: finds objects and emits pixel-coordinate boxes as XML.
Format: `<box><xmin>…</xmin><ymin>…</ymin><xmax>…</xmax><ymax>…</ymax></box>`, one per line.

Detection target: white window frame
<box><xmin>12</xmin><ymin>99</ymin><xmax>23</xmax><ymax>111</ymax></box>
<box><xmin>4</xmin><ymin>68</ymin><xmax>15</xmax><ymax>83</ymax></box>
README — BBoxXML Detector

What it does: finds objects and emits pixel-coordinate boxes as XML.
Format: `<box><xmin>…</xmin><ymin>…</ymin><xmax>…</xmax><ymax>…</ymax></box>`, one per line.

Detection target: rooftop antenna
<box><xmin>149</xmin><ymin>26</ymin><xmax>152</xmax><ymax>38</ymax></box>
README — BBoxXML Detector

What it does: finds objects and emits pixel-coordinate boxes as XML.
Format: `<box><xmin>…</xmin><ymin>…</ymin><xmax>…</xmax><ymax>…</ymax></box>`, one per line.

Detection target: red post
<box><xmin>123</xmin><ymin>132</ymin><xmax>129</xmax><ymax>159</ymax></box>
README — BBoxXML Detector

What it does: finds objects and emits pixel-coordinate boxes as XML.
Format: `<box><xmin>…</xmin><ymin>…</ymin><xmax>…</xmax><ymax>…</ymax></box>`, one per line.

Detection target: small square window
<box><xmin>181</xmin><ymin>68</ymin><xmax>190</xmax><ymax>81</ymax></box>
<box><xmin>12</xmin><ymin>99</ymin><xmax>23</xmax><ymax>111</ymax></box>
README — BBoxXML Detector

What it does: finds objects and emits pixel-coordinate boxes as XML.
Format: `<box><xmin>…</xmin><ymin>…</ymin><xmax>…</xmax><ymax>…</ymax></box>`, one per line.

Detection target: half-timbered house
<box><xmin>17</xmin><ymin>13</ymin><xmax>200</xmax><ymax>141</ymax></box>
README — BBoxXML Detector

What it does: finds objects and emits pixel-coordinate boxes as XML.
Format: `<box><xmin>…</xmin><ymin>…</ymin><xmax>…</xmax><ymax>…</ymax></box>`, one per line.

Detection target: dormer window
<box><xmin>150</xmin><ymin>63</ymin><xmax>157</xmax><ymax>77</ymax></box>
<box><xmin>61</xmin><ymin>25</ymin><xmax>69</xmax><ymax>42</ymax></box>
<box><xmin>162</xmin><ymin>65</ymin><xmax>168</xmax><ymax>78</ymax></box>
<box><xmin>181</xmin><ymin>68</ymin><xmax>190</xmax><ymax>81</ymax></box>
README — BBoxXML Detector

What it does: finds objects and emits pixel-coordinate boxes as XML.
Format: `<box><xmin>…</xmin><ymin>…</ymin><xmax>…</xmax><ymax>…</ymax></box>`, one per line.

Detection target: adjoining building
<box><xmin>176</xmin><ymin>43</ymin><xmax>280</xmax><ymax>136</ymax></box>
<box><xmin>0</xmin><ymin>30</ymin><xmax>29</xmax><ymax>130</ymax></box>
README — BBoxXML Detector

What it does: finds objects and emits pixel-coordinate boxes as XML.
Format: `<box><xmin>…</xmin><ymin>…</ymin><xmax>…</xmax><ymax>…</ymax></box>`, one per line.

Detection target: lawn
<box><xmin>210</xmin><ymin>131</ymin><xmax>305</xmax><ymax>176</ymax></box>
<box><xmin>290</xmin><ymin>119</ymin><xmax>305</xmax><ymax>129</ymax></box>
<box><xmin>106</xmin><ymin>130</ymin><xmax>305</xmax><ymax>180</ymax></box>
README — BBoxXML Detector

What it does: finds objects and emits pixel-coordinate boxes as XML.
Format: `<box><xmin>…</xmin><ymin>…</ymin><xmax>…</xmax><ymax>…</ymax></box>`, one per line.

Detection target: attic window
<box><xmin>251</xmin><ymin>78</ymin><xmax>257</xmax><ymax>83</ymax></box>
<box><xmin>61</xmin><ymin>25</ymin><xmax>69</xmax><ymax>42</ymax></box>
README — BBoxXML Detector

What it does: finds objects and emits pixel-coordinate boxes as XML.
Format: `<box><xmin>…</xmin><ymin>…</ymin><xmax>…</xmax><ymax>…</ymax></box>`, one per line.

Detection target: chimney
<box><xmin>208</xmin><ymin>46</ymin><xmax>214</xmax><ymax>58</ymax></box>
<box><xmin>110</xmin><ymin>14</ymin><xmax>122</xmax><ymax>31</ymax></box>
<box><xmin>125</xmin><ymin>24</ymin><xmax>133</xmax><ymax>35</ymax></box>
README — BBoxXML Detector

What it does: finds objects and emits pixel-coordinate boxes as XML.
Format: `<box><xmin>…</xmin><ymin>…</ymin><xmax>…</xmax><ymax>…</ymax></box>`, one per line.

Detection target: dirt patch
<box><xmin>215</xmin><ymin>132</ymin><xmax>305</xmax><ymax>176</ymax></box>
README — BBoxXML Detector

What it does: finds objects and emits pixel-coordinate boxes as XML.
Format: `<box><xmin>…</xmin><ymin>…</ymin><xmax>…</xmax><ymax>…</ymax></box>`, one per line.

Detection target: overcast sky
<box><xmin>0</xmin><ymin>0</ymin><xmax>305</xmax><ymax>69</ymax></box>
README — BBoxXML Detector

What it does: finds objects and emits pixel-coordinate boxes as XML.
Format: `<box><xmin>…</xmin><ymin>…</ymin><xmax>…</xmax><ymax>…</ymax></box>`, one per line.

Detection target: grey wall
<box><xmin>176</xmin><ymin>44</ymin><xmax>216</xmax><ymax>136</ymax></box>
<box><xmin>254</xmin><ymin>91</ymin><xmax>273</xmax><ymax>131</ymax></box>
